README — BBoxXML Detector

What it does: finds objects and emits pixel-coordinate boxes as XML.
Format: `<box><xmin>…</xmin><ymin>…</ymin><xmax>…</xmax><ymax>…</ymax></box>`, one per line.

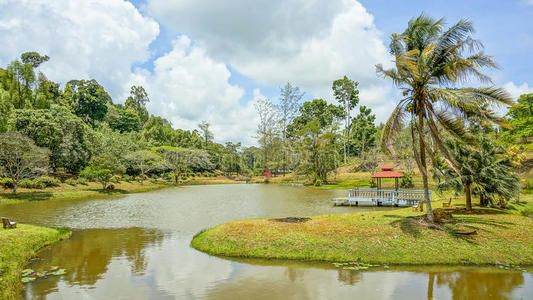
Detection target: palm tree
<box><xmin>432</xmin><ymin>137</ymin><xmax>520</xmax><ymax>209</ymax></box>
<box><xmin>376</xmin><ymin>14</ymin><xmax>513</xmax><ymax>220</ymax></box>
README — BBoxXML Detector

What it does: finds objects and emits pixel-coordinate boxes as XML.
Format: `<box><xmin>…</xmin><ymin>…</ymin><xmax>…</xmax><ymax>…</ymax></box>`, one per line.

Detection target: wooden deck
<box><xmin>333</xmin><ymin>188</ymin><xmax>431</xmax><ymax>207</ymax></box>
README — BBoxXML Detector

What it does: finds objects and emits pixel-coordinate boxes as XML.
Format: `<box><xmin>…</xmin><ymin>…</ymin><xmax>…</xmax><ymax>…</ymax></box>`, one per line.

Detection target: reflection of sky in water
<box><xmin>6</xmin><ymin>185</ymin><xmax>531</xmax><ymax>299</ymax></box>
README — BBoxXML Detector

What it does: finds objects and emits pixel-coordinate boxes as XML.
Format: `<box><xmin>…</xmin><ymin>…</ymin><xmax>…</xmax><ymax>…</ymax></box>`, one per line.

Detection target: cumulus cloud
<box><xmin>503</xmin><ymin>82</ymin><xmax>533</xmax><ymax>100</ymax></box>
<box><xmin>0</xmin><ymin>0</ymin><xmax>159</xmax><ymax>98</ymax></box>
<box><xmin>146</xmin><ymin>0</ymin><xmax>396</xmax><ymax>119</ymax></box>
<box><xmin>127</xmin><ymin>36</ymin><xmax>261</xmax><ymax>144</ymax></box>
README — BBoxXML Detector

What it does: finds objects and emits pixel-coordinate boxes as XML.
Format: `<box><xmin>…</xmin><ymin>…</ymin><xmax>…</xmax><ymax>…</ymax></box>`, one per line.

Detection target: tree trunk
<box><xmin>479</xmin><ymin>193</ymin><xmax>485</xmax><ymax>207</ymax></box>
<box><xmin>418</xmin><ymin>110</ymin><xmax>434</xmax><ymax>221</ymax></box>
<box><xmin>13</xmin><ymin>181</ymin><xmax>17</xmax><ymax>195</ymax></box>
<box><xmin>174</xmin><ymin>171</ymin><xmax>178</xmax><ymax>184</ymax></box>
<box><xmin>102</xmin><ymin>182</ymin><xmax>107</xmax><ymax>190</ymax></box>
<box><xmin>140</xmin><ymin>168</ymin><xmax>144</xmax><ymax>185</ymax></box>
<box><xmin>465</xmin><ymin>183</ymin><xmax>472</xmax><ymax>210</ymax></box>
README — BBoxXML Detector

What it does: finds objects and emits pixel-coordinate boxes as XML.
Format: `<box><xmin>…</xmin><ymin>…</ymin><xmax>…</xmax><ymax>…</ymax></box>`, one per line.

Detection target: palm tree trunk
<box><xmin>417</xmin><ymin>110</ymin><xmax>434</xmax><ymax>221</ymax></box>
<box><xmin>465</xmin><ymin>183</ymin><xmax>472</xmax><ymax>210</ymax></box>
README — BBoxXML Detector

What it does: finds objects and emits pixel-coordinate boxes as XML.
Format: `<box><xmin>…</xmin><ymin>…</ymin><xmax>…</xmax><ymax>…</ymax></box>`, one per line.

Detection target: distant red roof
<box><xmin>372</xmin><ymin>165</ymin><xmax>403</xmax><ymax>178</ymax></box>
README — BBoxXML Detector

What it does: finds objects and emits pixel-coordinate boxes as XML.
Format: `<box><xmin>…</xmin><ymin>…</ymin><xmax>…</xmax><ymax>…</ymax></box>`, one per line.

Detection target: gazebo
<box><xmin>371</xmin><ymin>165</ymin><xmax>403</xmax><ymax>190</ymax></box>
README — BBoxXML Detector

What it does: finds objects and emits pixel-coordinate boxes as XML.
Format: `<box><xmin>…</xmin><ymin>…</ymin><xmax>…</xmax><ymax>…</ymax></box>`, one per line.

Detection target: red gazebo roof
<box><xmin>371</xmin><ymin>165</ymin><xmax>403</xmax><ymax>178</ymax></box>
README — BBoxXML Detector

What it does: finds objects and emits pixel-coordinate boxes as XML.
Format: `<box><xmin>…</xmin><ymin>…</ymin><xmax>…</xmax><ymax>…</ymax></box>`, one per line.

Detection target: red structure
<box><xmin>371</xmin><ymin>165</ymin><xmax>403</xmax><ymax>190</ymax></box>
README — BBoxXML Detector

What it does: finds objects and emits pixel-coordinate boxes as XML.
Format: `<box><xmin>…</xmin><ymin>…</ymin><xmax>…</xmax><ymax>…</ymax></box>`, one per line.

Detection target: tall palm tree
<box><xmin>376</xmin><ymin>14</ymin><xmax>513</xmax><ymax>221</ymax></box>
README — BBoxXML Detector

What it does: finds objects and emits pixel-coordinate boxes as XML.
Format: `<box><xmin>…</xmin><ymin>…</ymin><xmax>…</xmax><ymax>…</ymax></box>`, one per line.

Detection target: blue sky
<box><xmin>1</xmin><ymin>0</ymin><xmax>531</xmax><ymax>144</ymax></box>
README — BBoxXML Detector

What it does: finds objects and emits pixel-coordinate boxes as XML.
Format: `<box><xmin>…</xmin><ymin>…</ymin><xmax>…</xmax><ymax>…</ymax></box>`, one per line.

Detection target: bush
<box><xmin>122</xmin><ymin>174</ymin><xmax>132</xmax><ymax>182</ymax></box>
<box><xmin>34</xmin><ymin>176</ymin><xmax>61</xmax><ymax>187</ymax></box>
<box><xmin>0</xmin><ymin>178</ymin><xmax>14</xmax><ymax>188</ymax></box>
<box><xmin>519</xmin><ymin>206</ymin><xmax>533</xmax><ymax>217</ymax></box>
<box><xmin>65</xmin><ymin>178</ymin><xmax>77</xmax><ymax>186</ymax></box>
<box><xmin>314</xmin><ymin>179</ymin><xmax>322</xmax><ymax>186</ymax></box>
<box><xmin>105</xmin><ymin>184</ymin><xmax>115</xmax><ymax>190</ymax></box>
<box><xmin>77</xmin><ymin>177</ymin><xmax>88</xmax><ymax>185</ymax></box>
<box><xmin>369</xmin><ymin>178</ymin><xmax>377</xmax><ymax>188</ymax></box>
<box><xmin>110</xmin><ymin>175</ymin><xmax>121</xmax><ymax>183</ymax></box>
<box><xmin>19</xmin><ymin>179</ymin><xmax>46</xmax><ymax>189</ymax></box>
<box><xmin>400</xmin><ymin>172</ymin><xmax>414</xmax><ymax>188</ymax></box>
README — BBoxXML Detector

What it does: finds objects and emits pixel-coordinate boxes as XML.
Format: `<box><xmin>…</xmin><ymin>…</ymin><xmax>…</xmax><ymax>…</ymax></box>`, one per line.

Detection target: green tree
<box><xmin>0</xmin><ymin>132</ymin><xmax>49</xmax><ymax>194</ymax></box>
<box><xmin>20</xmin><ymin>51</ymin><xmax>50</xmax><ymax>68</ymax></box>
<box><xmin>350</xmin><ymin>105</ymin><xmax>376</xmax><ymax>155</ymax></box>
<box><xmin>141</xmin><ymin>116</ymin><xmax>177</xmax><ymax>146</ymax></box>
<box><xmin>332</xmin><ymin>76</ymin><xmax>359</xmax><ymax>164</ymax></box>
<box><xmin>376</xmin><ymin>14</ymin><xmax>513</xmax><ymax>220</ymax></box>
<box><xmin>0</xmin><ymin>90</ymin><xmax>13</xmax><ymax>133</ymax></box>
<box><xmin>153</xmin><ymin>146</ymin><xmax>213</xmax><ymax>184</ymax></box>
<box><xmin>62</xmin><ymin>79</ymin><xmax>111</xmax><ymax>124</ymax></box>
<box><xmin>505</xmin><ymin>93</ymin><xmax>533</xmax><ymax>143</ymax></box>
<box><xmin>125</xmin><ymin>85</ymin><xmax>150</xmax><ymax>124</ymax></box>
<box><xmin>80</xmin><ymin>154</ymin><xmax>125</xmax><ymax>190</ymax></box>
<box><xmin>10</xmin><ymin>106</ymin><xmax>94</xmax><ymax>173</ymax></box>
<box><xmin>106</xmin><ymin>105</ymin><xmax>141</xmax><ymax>133</ymax></box>
<box><xmin>125</xmin><ymin>150</ymin><xmax>161</xmax><ymax>184</ymax></box>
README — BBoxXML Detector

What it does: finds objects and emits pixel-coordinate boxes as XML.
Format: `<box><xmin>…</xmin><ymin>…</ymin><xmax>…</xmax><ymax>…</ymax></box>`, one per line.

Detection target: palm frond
<box><xmin>381</xmin><ymin>100</ymin><xmax>408</xmax><ymax>155</ymax></box>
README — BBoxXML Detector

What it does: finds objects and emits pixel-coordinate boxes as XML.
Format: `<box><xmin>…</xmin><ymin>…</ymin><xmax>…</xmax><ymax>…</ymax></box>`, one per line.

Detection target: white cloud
<box><xmin>0</xmin><ymin>0</ymin><xmax>159</xmax><ymax>98</ymax></box>
<box><xmin>147</xmin><ymin>0</ymin><xmax>396</xmax><ymax>119</ymax></box>
<box><xmin>503</xmin><ymin>82</ymin><xmax>533</xmax><ymax>100</ymax></box>
<box><xmin>127</xmin><ymin>36</ymin><xmax>261</xmax><ymax>145</ymax></box>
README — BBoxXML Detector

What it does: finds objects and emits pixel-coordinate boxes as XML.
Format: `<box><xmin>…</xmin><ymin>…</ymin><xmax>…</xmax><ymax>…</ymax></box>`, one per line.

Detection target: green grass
<box><xmin>192</xmin><ymin>197</ymin><xmax>533</xmax><ymax>266</ymax></box>
<box><xmin>0</xmin><ymin>224</ymin><xmax>71</xmax><ymax>299</ymax></box>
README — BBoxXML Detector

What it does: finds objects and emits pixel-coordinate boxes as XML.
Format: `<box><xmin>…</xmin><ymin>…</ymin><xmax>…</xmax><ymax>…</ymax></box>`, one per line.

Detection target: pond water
<box><xmin>1</xmin><ymin>184</ymin><xmax>531</xmax><ymax>299</ymax></box>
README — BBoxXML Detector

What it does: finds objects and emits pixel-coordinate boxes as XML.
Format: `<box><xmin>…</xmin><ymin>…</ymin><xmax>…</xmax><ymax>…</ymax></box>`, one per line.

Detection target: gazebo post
<box><xmin>395</xmin><ymin>178</ymin><xmax>398</xmax><ymax>191</ymax></box>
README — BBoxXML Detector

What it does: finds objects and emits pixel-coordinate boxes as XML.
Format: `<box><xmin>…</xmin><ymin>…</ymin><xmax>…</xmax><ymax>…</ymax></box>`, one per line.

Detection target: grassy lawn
<box><xmin>0</xmin><ymin>225</ymin><xmax>71</xmax><ymax>299</ymax></box>
<box><xmin>192</xmin><ymin>197</ymin><xmax>533</xmax><ymax>266</ymax></box>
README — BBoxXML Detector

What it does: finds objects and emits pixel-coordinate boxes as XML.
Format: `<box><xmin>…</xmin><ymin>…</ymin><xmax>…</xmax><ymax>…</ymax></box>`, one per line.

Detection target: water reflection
<box><xmin>0</xmin><ymin>185</ymin><xmax>528</xmax><ymax>299</ymax></box>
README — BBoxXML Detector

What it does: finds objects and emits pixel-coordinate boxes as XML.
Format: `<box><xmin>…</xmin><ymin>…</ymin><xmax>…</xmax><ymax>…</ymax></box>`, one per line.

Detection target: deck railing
<box><xmin>348</xmin><ymin>188</ymin><xmax>431</xmax><ymax>206</ymax></box>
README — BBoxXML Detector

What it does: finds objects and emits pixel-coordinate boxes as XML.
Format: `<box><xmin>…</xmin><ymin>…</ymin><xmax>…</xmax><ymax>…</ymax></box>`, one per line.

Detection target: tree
<box><xmin>153</xmin><ymin>147</ymin><xmax>213</xmax><ymax>184</ymax></box>
<box><xmin>0</xmin><ymin>90</ymin><xmax>13</xmax><ymax>133</ymax></box>
<box><xmin>20</xmin><ymin>52</ymin><xmax>50</xmax><ymax>68</ymax></box>
<box><xmin>106</xmin><ymin>105</ymin><xmax>141</xmax><ymax>133</ymax></box>
<box><xmin>125</xmin><ymin>150</ymin><xmax>160</xmax><ymax>184</ymax></box>
<box><xmin>505</xmin><ymin>93</ymin><xmax>533</xmax><ymax>143</ymax></box>
<box><xmin>275</xmin><ymin>83</ymin><xmax>304</xmax><ymax>175</ymax></box>
<box><xmin>10</xmin><ymin>105</ymin><xmax>94</xmax><ymax>173</ymax></box>
<box><xmin>80</xmin><ymin>154</ymin><xmax>125</xmax><ymax>190</ymax></box>
<box><xmin>198</xmin><ymin>121</ymin><xmax>214</xmax><ymax>149</ymax></box>
<box><xmin>332</xmin><ymin>76</ymin><xmax>359</xmax><ymax>164</ymax></box>
<box><xmin>376</xmin><ymin>14</ymin><xmax>513</xmax><ymax>221</ymax></box>
<box><xmin>0</xmin><ymin>132</ymin><xmax>49</xmax><ymax>194</ymax></box>
<box><xmin>433</xmin><ymin>137</ymin><xmax>520</xmax><ymax>209</ymax></box>
<box><xmin>255</xmin><ymin>98</ymin><xmax>279</xmax><ymax>172</ymax></box>
<box><xmin>350</xmin><ymin>105</ymin><xmax>376</xmax><ymax>156</ymax></box>
<box><xmin>125</xmin><ymin>85</ymin><xmax>150</xmax><ymax>124</ymax></box>
<box><xmin>62</xmin><ymin>79</ymin><xmax>111</xmax><ymax>124</ymax></box>
<box><xmin>141</xmin><ymin>116</ymin><xmax>178</xmax><ymax>146</ymax></box>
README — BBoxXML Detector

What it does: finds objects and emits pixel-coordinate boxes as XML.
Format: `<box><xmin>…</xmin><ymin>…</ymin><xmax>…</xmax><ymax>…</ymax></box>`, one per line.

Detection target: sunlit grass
<box><xmin>192</xmin><ymin>196</ymin><xmax>533</xmax><ymax>265</ymax></box>
<box><xmin>0</xmin><ymin>225</ymin><xmax>71</xmax><ymax>298</ymax></box>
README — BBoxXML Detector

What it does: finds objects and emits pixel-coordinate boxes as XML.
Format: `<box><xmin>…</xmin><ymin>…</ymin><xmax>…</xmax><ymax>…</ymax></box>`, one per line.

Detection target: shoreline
<box><xmin>191</xmin><ymin>199</ymin><xmax>533</xmax><ymax>266</ymax></box>
<box><xmin>0</xmin><ymin>225</ymin><xmax>71</xmax><ymax>299</ymax></box>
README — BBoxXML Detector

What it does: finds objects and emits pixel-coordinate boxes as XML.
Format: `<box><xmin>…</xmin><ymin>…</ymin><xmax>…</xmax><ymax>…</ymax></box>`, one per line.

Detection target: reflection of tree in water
<box><xmin>25</xmin><ymin>228</ymin><xmax>164</xmax><ymax>295</ymax></box>
<box><xmin>284</xmin><ymin>267</ymin><xmax>305</xmax><ymax>282</ymax></box>
<box><xmin>337</xmin><ymin>269</ymin><xmax>362</xmax><ymax>286</ymax></box>
<box><xmin>427</xmin><ymin>270</ymin><xmax>524</xmax><ymax>300</ymax></box>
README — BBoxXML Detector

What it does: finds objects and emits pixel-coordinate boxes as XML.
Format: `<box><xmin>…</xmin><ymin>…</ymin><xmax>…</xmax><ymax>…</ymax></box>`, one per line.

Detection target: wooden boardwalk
<box><xmin>333</xmin><ymin>188</ymin><xmax>431</xmax><ymax>207</ymax></box>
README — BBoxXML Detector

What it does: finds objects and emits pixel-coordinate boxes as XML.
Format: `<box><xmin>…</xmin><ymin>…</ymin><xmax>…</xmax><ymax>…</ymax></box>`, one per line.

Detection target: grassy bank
<box><xmin>0</xmin><ymin>176</ymin><xmax>246</xmax><ymax>205</ymax></box>
<box><xmin>0</xmin><ymin>224</ymin><xmax>71</xmax><ymax>299</ymax></box>
<box><xmin>192</xmin><ymin>197</ymin><xmax>533</xmax><ymax>266</ymax></box>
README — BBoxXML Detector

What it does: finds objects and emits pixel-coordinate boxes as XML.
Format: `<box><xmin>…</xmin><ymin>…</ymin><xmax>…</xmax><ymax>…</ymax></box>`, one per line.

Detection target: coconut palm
<box><xmin>376</xmin><ymin>14</ymin><xmax>513</xmax><ymax>220</ymax></box>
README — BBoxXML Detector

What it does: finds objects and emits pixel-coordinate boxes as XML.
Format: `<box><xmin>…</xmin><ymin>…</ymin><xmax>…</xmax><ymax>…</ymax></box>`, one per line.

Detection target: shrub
<box><xmin>314</xmin><ymin>179</ymin><xmax>322</xmax><ymax>186</ymax></box>
<box><xmin>110</xmin><ymin>175</ymin><xmax>121</xmax><ymax>183</ymax></box>
<box><xmin>19</xmin><ymin>179</ymin><xmax>46</xmax><ymax>189</ymax></box>
<box><xmin>400</xmin><ymin>172</ymin><xmax>414</xmax><ymax>188</ymax></box>
<box><xmin>34</xmin><ymin>176</ymin><xmax>61</xmax><ymax>187</ymax></box>
<box><xmin>65</xmin><ymin>178</ymin><xmax>77</xmax><ymax>186</ymax></box>
<box><xmin>369</xmin><ymin>178</ymin><xmax>377</xmax><ymax>188</ymax></box>
<box><xmin>519</xmin><ymin>206</ymin><xmax>533</xmax><ymax>217</ymax></box>
<box><xmin>77</xmin><ymin>177</ymin><xmax>88</xmax><ymax>185</ymax></box>
<box><xmin>0</xmin><ymin>178</ymin><xmax>14</xmax><ymax>188</ymax></box>
<box><xmin>105</xmin><ymin>184</ymin><xmax>115</xmax><ymax>190</ymax></box>
<box><xmin>122</xmin><ymin>174</ymin><xmax>132</xmax><ymax>182</ymax></box>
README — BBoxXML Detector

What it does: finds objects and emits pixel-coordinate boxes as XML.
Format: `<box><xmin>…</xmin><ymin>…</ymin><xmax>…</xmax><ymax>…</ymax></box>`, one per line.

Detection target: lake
<box><xmin>1</xmin><ymin>184</ymin><xmax>531</xmax><ymax>299</ymax></box>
